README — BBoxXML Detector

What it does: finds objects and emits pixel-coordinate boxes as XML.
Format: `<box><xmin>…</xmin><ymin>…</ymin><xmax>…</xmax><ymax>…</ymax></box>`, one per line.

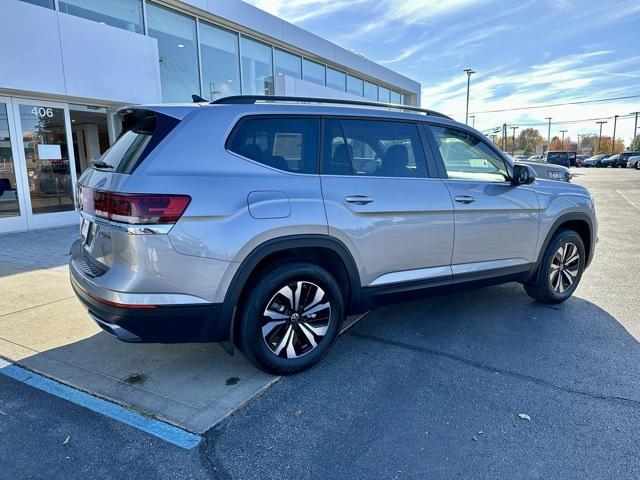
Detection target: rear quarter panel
<box><xmin>121</xmin><ymin>106</ymin><xmax>329</xmax><ymax>300</ymax></box>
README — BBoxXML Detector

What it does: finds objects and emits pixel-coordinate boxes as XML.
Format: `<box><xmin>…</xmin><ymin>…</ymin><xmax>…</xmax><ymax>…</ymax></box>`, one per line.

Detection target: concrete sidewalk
<box><xmin>0</xmin><ymin>226</ymin><xmax>276</xmax><ymax>433</ymax></box>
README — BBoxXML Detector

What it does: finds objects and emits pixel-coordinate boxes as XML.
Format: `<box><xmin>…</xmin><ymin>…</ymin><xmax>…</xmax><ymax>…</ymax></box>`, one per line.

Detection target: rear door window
<box><xmin>321</xmin><ymin>118</ymin><xmax>427</xmax><ymax>178</ymax></box>
<box><xmin>227</xmin><ymin>117</ymin><xmax>320</xmax><ymax>174</ymax></box>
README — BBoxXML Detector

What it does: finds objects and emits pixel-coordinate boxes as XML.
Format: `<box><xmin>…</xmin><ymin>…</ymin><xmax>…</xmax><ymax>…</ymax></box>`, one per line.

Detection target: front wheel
<box><xmin>524</xmin><ymin>229</ymin><xmax>586</xmax><ymax>304</ymax></box>
<box><xmin>236</xmin><ymin>262</ymin><xmax>344</xmax><ymax>375</ymax></box>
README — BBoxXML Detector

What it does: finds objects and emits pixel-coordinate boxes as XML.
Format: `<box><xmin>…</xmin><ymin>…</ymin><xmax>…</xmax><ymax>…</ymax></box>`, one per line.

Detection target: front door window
<box><xmin>19</xmin><ymin>104</ymin><xmax>74</xmax><ymax>215</ymax></box>
<box><xmin>0</xmin><ymin>103</ymin><xmax>21</xmax><ymax>218</ymax></box>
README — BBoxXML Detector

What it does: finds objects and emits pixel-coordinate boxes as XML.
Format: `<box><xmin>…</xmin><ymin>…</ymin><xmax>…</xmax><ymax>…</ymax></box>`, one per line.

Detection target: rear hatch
<box><xmin>75</xmin><ymin>105</ymin><xmax>194</xmax><ymax>271</ymax></box>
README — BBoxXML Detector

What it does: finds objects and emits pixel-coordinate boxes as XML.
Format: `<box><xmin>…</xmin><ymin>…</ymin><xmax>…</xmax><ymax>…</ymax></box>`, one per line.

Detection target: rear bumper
<box><xmin>71</xmin><ymin>267</ymin><xmax>226</xmax><ymax>344</ymax></box>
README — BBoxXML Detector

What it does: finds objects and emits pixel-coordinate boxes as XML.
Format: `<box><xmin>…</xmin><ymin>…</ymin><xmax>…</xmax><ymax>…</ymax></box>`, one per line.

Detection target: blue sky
<box><xmin>246</xmin><ymin>0</ymin><xmax>640</xmax><ymax>145</ymax></box>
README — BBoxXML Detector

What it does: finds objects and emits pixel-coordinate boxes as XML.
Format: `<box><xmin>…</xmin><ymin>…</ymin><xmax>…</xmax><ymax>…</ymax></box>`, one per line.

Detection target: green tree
<box><xmin>516</xmin><ymin>128</ymin><xmax>544</xmax><ymax>154</ymax></box>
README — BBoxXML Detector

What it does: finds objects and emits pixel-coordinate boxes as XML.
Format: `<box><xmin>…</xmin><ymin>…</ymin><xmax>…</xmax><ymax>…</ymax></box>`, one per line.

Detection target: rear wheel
<box><xmin>237</xmin><ymin>262</ymin><xmax>344</xmax><ymax>375</ymax></box>
<box><xmin>524</xmin><ymin>229</ymin><xmax>585</xmax><ymax>304</ymax></box>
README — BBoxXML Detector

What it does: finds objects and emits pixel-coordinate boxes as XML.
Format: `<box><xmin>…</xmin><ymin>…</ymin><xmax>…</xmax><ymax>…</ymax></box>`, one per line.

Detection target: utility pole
<box><xmin>596</xmin><ymin>121</ymin><xmax>607</xmax><ymax>154</ymax></box>
<box><xmin>545</xmin><ymin>117</ymin><xmax>552</xmax><ymax>150</ymax></box>
<box><xmin>611</xmin><ymin>115</ymin><xmax>619</xmax><ymax>155</ymax></box>
<box><xmin>503</xmin><ymin>123</ymin><xmax>507</xmax><ymax>151</ymax></box>
<box><xmin>576</xmin><ymin>134</ymin><xmax>581</xmax><ymax>154</ymax></box>
<box><xmin>632</xmin><ymin>112</ymin><xmax>640</xmax><ymax>149</ymax></box>
<box><xmin>560</xmin><ymin>130</ymin><xmax>568</xmax><ymax>150</ymax></box>
<box><xmin>510</xmin><ymin>126</ymin><xmax>519</xmax><ymax>155</ymax></box>
<box><xmin>463</xmin><ymin>68</ymin><xmax>476</xmax><ymax>125</ymax></box>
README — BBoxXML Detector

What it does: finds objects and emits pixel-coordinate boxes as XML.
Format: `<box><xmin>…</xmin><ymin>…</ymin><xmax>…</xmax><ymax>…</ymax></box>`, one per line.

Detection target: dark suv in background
<box><xmin>543</xmin><ymin>151</ymin><xmax>571</xmax><ymax>168</ymax></box>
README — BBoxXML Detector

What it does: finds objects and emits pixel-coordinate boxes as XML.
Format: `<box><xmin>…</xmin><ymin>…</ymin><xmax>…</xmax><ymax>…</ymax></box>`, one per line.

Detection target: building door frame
<box><xmin>0</xmin><ymin>96</ymin><xmax>29</xmax><ymax>233</ymax></box>
<box><xmin>11</xmin><ymin>97</ymin><xmax>79</xmax><ymax>230</ymax></box>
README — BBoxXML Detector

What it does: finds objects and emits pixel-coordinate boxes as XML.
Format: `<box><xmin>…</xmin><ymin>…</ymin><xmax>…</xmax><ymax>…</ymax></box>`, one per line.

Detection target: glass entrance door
<box><xmin>0</xmin><ymin>98</ymin><xmax>28</xmax><ymax>233</ymax></box>
<box><xmin>12</xmin><ymin>99</ymin><xmax>78</xmax><ymax>229</ymax></box>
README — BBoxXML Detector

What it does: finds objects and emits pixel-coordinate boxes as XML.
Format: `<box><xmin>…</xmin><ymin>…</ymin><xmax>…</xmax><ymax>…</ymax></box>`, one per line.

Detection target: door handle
<box><xmin>454</xmin><ymin>195</ymin><xmax>476</xmax><ymax>204</ymax></box>
<box><xmin>345</xmin><ymin>195</ymin><xmax>374</xmax><ymax>205</ymax></box>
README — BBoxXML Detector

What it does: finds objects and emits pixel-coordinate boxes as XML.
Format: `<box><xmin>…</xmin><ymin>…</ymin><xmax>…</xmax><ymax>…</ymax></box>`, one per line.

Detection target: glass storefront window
<box><xmin>0</xmin><ymin>103</ymin><xmax>20</xmax><ymax>218</ymax></box>
<box><xmin>19</xmin><ymin>0</ymin><xmax>54</xmax><ymax>8</ymax></box>
<box><xmin>379</xmin><ymin>86</ymin><xmax>390</xmax><ymax>103</ymax></box>
<box><xmin>241</xmin><ymin>37</ymin><xmax>274</xmax><ymax>95</ymax></box>
<box><xmin>19</xmin><ymin>105</ymin><xmax>74</xmax><ymax>215</ymax></box>
<box><xmin>274</xmin><ymin>49</ymin><xmax>302</xmax><ymax>79</ymax></box>
<box><xmin>390</xmin><ymin>90</ymin><xmax>402</xmax><ymax>104</ymax></box>
<box><xmin>364</xmin><ymin>81</ymin><xmax>378</xmax><ymax>101</ymax></box>
<box><xmin>303</xmin><ymin>59</ymin><xmax>325</xmax><ymax>86</ymax></box>
<box><xmin>58</xmin><ymin>0</ymin><xmax>144</xmax><ymax>33</ymax></box>
<box><xmin>147</xmin><ymin>2</ymin><xmax>200</xmax><ymax>103</ymax></box>
<box><xmin>327</xmin><ymin>68</ymin><xmax>346</xmax><ymax>91</ymax></box>
<box><xmin>347</xmin><ymin>75</ymin><xmax>364</xmax><ymax>97</ymax></box>
<box><xmin>200</xmin><ymin>22</ymin><xmax>241</xmax><ymax>100</ymax></box>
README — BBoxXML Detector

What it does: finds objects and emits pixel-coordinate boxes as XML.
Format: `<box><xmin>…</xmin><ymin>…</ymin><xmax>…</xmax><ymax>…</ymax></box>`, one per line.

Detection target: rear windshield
<box><xmin>98</xmin><ymin>131</ymin><xmax>151</xmax><ymax>173</ymax></box>
<box><xmin>93</xmin><ymin>110</ymin><xmax>179</xmax><ymax>174</ymax></box>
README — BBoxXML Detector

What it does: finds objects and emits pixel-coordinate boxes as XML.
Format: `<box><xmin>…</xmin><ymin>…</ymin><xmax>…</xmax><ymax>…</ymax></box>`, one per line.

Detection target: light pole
<box><xmin>470</xmin><ymin>115</ymin><xmax>476</xmax><ymax>128</ymax></box>
<box><xmin>611</xmin><ymin>115</ymin><xmax>619</xmax><ymax>155</ymax></box>
<box><xmin>510</xmin><ymin>126</ymin><xmax>519</xmax><ymax>155</ymax></box>
<box><xmin>560</xmin><ymin>130</ymin><xmax>568</xmax><ymax>150</ymax></box>
<box><xmin>545</xmin><ymin>117</ymin><xmax>552</xmax><ymax>151</ymax></box>
<box><xmin>577</xmin><ymin>133</ymin><xmax>581</xmax><ymax>154</ymax></box>
<box><xmin>596</xmin><ymin>121</ymin><xmax>607</xmax><ymax>154</ymax></box>
<box><xmin>463</xmin><ymin>68</ymin><xmax>475</xmax><ymax>125</ymax></box>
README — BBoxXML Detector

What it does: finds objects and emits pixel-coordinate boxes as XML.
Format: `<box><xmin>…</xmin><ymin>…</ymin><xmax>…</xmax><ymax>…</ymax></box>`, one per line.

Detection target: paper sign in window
<box><xmin>37</xmin><ymin>144</ymin><xmax>62</xmax><ymax>160</ymax></box>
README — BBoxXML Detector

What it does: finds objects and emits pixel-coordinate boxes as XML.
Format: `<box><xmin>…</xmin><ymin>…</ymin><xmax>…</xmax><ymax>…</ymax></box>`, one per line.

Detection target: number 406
<box><xmin>31</xmin><ymin>107</ymin><xmax>54</xmax><ymax>118</ymax></box>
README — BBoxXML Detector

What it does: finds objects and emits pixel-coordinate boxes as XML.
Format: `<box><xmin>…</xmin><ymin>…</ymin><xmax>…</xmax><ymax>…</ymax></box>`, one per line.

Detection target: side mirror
<box><xmin>511</xmin><ymin>164</ymin><xmax>536</xmax><ymax>185</ymax></box>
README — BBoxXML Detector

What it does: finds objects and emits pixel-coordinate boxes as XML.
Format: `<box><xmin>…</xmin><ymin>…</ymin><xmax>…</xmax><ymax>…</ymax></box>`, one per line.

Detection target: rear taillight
<box><xmin>78</xmin><ymin>186</ymin><xmax>190</xmax><ymax>225</ymax></box>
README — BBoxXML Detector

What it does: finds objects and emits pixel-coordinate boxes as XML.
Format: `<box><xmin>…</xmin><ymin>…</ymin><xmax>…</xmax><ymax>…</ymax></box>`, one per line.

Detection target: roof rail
<box><xmin>210</xmin><ymin>95</ymin><xmax>452</xmax><ymax>120</ymax></box>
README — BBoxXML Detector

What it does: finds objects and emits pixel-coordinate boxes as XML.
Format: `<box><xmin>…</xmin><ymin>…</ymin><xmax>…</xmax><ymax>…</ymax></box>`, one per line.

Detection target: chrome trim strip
<box><xmin>451</xmin><ymin>258</ymin><xmax>530</xmax><ymax>275</ymax></box>
<box><xmin>78</xmin><ymin>211</ymin><xmax>173</xmax><ymax>235</ymax></box>
<box><xmin>370</xmin><ymin>265</ymin><xmax>452</xmax><ymax>286</ymax></box>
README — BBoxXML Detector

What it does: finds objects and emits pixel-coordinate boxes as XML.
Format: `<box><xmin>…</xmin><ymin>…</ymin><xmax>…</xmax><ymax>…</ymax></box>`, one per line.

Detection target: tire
<box><xmin>524</xmin><ymin>229</ymin><xmax>586</xmax><ymax>304</ymax></box>
<box><xmin>236</xmin><ymin>262</ymin><xmax>344</xmax><ymax>375</ymax></box>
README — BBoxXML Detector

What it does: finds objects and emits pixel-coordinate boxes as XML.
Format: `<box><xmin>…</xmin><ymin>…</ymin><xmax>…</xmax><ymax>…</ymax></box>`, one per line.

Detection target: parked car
<box><xmin>627</xmin><ymin>155</ymin><xmax>640</xmax><ymax>169</ymax></box>
<box><xmin>601</xmin><ymin>154</ymin><xmax>619</xmax><ymax>167</ymax></box>
<box><xmin>528</xmin><ymin>154</ymin><xmax>543</xmax><ymax>162</ymax></box>
<box><xmin>583</xmin><ymin>154</ymin><xmax>608</xmax><ymax>167</ymax></box>
<box><xmin>543</xmin><ymin>151</ymin><xmax>571</xmax><ymax>168</ymax></box>
<box><xmin>618</xmin><ymin>151</ymin><xmax>640</xmax><ymax>168</ymax></box>
<box><xmin>69</xmin><ymin>95</ymin><xmax>598</xmax><ymax>375</ymax></box>
<box><xmin>509</xmin><ymin>155</ymin><xmax>571</xmax><ymax>182</ymax></box>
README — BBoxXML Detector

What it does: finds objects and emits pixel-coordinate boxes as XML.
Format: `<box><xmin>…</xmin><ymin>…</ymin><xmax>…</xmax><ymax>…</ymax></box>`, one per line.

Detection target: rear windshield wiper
<box><xmin>91</xmin><ymin>160</ymin><xmax>114</xmax><ymax>169</ymax></box>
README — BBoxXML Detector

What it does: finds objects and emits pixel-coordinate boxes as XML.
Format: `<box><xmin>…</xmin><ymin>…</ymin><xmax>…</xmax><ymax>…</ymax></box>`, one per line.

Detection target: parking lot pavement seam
<box><xmin>347</xmin><ymin>331</ymin><xmax>640</xmax><ymax>409</ymax></box>
<box><xmin>0</xmin><ymin>295</ymin><xmax>76</xmax><ymax>319</ymax></box>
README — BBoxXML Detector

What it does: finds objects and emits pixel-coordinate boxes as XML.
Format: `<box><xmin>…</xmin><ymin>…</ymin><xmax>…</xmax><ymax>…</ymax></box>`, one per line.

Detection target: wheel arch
<box><xmin>534</xmin><ymin>212</ymin><xmax>595</xmax><ymax>276</ymax></box>
<box><xmin>219</xmin><ymin>235</ymin><xmax>363</xmax><ymax>353</ymax></box>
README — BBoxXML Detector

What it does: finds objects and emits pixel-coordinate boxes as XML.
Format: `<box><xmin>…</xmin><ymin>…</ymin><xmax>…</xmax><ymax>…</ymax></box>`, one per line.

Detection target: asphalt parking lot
<box><xmin>1</xmin><ymin>167</ymin><xmax>639</xmax><ymax>480</ymax></box>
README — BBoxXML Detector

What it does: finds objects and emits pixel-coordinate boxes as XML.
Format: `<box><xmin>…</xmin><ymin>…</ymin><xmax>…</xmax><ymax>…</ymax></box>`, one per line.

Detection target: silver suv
<box><xmin>70</xmin><ymin>96</ymin><xmax>597</xmax><ymax>374</ymax></box>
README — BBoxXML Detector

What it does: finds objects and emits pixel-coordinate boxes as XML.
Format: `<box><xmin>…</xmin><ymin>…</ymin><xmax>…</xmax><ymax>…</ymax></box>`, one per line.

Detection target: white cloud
<box><xmin>423</xmin><ymin>52</ymin><xmax>640</xmax><ymax>145</ymax></box>
<box><xmin>245</xmin><ymin>0</ymin><xmax>369</xmax><ymax>23</ymax></box>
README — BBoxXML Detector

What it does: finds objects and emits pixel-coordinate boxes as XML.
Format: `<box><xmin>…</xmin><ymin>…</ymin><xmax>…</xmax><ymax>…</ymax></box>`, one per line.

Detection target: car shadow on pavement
<box><xmin>207</xmin><ymin>281</ymin><xmax>640</xmax><ymax>480</ymax></box>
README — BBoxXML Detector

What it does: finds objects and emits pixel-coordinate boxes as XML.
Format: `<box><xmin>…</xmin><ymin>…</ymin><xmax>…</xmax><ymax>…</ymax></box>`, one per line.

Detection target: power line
<box><xmin>468</xmin><ymin>94</ymin><xmax>640</xmax><ymax>114</ymax></box>
<box><xmin>487</xmin><ymin>114</ymin><xmax>636</xmax><ymax>129</ymax></box>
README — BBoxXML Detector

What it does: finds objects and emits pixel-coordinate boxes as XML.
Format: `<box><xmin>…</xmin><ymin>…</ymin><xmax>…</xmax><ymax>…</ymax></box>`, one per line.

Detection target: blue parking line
<box><xmin>0</xmin><ymin>363</ymin><xmax>201</xmax><ymax>449</ymax></box>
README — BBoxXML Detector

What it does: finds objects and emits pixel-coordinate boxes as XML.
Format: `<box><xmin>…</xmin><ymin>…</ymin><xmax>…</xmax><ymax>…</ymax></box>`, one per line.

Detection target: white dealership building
<box><xmin>0</xmin><ymin>0</ymin><xmax>420</xmax><ymax>233</ymax></box>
